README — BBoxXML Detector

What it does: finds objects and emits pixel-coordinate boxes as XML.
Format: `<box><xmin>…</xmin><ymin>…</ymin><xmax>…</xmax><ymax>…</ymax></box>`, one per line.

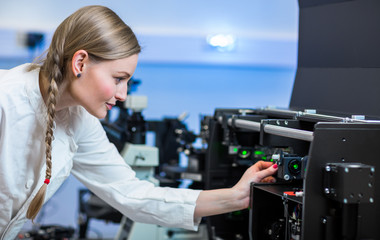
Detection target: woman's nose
<box><xmin>115</xmin><ymin>83</ymin><xmax>128</xmax><ymax>102</ymax></box>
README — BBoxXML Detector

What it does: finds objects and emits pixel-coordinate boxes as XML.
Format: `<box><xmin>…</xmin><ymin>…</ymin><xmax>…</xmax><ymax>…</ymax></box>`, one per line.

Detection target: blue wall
<box><xmin>134</xmin><ymin>63</ymin><xmax>295</xmax><ymax>132</ymax></box>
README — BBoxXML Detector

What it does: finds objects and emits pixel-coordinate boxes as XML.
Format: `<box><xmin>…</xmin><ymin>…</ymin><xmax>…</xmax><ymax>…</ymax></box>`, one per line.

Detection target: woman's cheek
<box><xmin>102</xmin><ymin>84</ymin><xmax>115</xmax><ymax>98</ymax></box>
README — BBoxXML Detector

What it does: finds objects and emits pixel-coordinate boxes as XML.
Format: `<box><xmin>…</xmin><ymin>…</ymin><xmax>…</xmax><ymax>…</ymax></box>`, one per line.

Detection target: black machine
<box><xmin>205</xmin><ymin>108</ymin><xmax>378</xmax><ymax>240</ymax></box>
<box><xmin>201</xmin><ymin>0</ymin><xmax>380</xmax><ymax>239</ymax></box>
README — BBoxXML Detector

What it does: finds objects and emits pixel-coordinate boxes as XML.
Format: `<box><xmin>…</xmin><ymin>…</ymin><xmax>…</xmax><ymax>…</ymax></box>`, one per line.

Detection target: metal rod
<box><xmin>228</xmin><ymin>118</ymin><xmax>261</xmax><ymax>132</ymax></box>
<box><xmin>220</xmin><ymin>117</ymin><xmax>314</xmax><ymax>142</ymax></box>
<box><xmin>263</xmin><ymin>124</ymin><xmax>314</xmax><ymax>142</ymax></box>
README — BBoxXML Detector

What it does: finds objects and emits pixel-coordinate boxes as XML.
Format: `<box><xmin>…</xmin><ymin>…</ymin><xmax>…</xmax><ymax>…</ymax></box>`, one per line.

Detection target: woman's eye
<box><xmin>115</xmin><ymin>77</ymin><xmax>125</xmax><ymax>84</ymax></box>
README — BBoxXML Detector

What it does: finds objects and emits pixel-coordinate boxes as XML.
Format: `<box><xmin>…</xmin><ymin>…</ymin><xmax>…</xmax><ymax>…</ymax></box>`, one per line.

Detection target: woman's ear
<box><xmin>71</xmin><ymin>50</ymin><xmax>88</xmax><ymax>78</ymax></box>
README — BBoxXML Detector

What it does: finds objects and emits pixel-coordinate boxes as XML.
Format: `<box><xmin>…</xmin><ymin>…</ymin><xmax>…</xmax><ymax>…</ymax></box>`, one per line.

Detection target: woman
<box><xmin>0</xmin><ymin>5</ymin><xmax>277</xmax><ymax>239</ymax></box>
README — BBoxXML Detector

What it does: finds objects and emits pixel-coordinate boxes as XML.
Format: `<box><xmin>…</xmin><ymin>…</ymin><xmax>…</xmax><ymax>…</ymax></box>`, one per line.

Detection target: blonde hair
<box><xmin>26</xmin><ymin>5</ymin><xmax>141</xmax><ymax>220</ymax></box>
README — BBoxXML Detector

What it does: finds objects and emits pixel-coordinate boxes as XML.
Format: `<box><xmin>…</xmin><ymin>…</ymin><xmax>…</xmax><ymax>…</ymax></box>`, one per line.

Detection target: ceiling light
<box><xmin>207</xmin><ymin>34</ymin><xmax>236</xmax><ymax>52</ymax></box>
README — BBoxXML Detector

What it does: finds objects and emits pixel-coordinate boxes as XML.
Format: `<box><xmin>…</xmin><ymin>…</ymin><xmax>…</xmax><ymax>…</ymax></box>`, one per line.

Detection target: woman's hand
<box><xmin>232</xmin><ymin>161</ymin><xmax>278</xmax><ymax>209</ymax></box>
<box><xmin>194</xmin><ymin>161</ymin><xmax>278</xmax><ymax>218</ymax></box>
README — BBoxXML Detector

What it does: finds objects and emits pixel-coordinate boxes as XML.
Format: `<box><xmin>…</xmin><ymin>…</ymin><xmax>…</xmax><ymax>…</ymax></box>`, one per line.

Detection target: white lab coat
<box><xmin>0</xmin><ymin>64</ymin><xmax>201</xmax><ymax>239</ymax></box>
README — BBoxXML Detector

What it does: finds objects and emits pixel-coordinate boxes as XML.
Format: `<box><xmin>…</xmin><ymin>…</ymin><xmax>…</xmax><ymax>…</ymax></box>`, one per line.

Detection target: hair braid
<box><xmin>44</xmin><ymin>78</ymin><xmax>58</xmax><ymax>179</ymax></box>
<box><xmin>26</xmin><ymin>51</ymin><xmax>61</xmax><ymax>220</ymax></box>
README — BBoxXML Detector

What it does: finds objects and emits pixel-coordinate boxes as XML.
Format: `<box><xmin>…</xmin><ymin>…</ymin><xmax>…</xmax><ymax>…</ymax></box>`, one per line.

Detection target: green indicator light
<box><xmin>270</xmin><ymin>159</ymin><xmax>274</xmax><ymax>162</ymax></box>
<box><xmin>242</xmin><ymin>150</ymin><xmax>247</xmax><ymax>155</ymax></box>
<box><xmin>262</xmin><ymin>156</ymin><xmax>267</xmax><ymax>160</ymax></box>
<box><xmin>232</xmin><ymin>211</ymin><xmax>242</xmax><ymax>216</ymax></box>
<box><xmin>254</xmin><ymin>151</ymin><xmax>264</xmax><ymax>155</ymax></box>
<box><xmin>233</xmin><ymin>148</ymin><xmax>238</xmax><ymax>152</ymax></box>
<box><xmin>293</xmin><ymin>164</ymin><xmax>299</xmax><ymax>169</ymax></box>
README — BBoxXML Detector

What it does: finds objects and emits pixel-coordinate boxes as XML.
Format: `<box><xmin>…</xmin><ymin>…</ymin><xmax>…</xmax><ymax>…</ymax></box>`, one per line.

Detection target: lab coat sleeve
<box><xmin>70</xmin><ymin>109</ymin><xmax>202</xmax><ymax>231</ymax></box>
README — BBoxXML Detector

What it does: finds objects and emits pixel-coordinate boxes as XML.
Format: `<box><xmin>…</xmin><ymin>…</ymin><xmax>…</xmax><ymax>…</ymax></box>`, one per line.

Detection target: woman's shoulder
<box><xmin>0</xmin><ymin>63</ymin><xmax>35</xmax><ymax>79</ymax></box>
<box><xmin>0</xmin><ymin>64</ymin><xmax>37</xmax><ymax>106</ymax></box>
<box><xmin>0</xmin><ymin>64</ymin><xmax>38</xmax><ymax>91</ymax></box>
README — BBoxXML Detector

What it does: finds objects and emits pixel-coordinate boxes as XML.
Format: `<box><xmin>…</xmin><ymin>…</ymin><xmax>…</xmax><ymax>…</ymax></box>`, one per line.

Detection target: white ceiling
<box><xmin>0</xmin><ymin>0</ymin><xmax>299</xmax><ymax>40</ymax></box>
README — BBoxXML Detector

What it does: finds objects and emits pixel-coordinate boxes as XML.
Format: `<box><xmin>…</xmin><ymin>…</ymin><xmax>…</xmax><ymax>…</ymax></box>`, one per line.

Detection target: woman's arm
<box><xmin>194</xmin><ymin>161</ymin><xmax>278</xmax><ymax>218</ymax></box>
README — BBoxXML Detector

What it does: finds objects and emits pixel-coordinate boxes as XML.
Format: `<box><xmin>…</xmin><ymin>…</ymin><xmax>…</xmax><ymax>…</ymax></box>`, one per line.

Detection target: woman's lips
<box><xmin>106</xmin><ymin>103</ymin><xmax>114</xmax><ymax>110</ymax></box>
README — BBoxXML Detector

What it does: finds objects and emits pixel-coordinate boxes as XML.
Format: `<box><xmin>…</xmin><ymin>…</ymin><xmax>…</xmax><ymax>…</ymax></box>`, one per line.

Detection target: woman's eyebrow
<box><xmin>117</xmin><ymin>71</ymin><xmax>131</xmax><ymax>78</ymax></box>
